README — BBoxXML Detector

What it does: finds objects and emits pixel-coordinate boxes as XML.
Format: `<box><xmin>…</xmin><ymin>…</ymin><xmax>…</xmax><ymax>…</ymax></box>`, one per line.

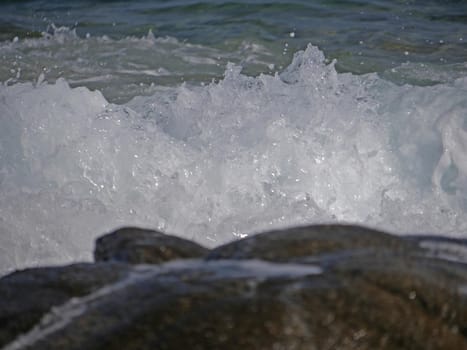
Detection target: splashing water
<box><xmin>1</xmin><ymin>41</ymin><xmax>467</xmax><ymax>275</ymax></box>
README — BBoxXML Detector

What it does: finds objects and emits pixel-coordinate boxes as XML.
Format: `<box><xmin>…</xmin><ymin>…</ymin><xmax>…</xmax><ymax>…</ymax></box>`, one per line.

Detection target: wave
<box><xmin>0</xmin><ymin>25</ymin><xmax>279</xmax><ymax>103</ymax></box>
<box><xmin>1</xmin><ymin>44</ymin><xmax>467</xmax><ymax>274</ymax></box>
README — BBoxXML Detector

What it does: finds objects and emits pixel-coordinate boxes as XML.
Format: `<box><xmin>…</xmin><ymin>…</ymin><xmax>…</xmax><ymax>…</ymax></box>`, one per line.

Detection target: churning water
<box><xmin>1</xmin><ymin>0</ymin><xmax>467</xmax><ymax>274</ymax></box>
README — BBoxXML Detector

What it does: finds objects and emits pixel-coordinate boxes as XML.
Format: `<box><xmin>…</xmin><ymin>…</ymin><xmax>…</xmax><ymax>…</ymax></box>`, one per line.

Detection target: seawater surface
<box><xmin>1</xmin><ymin>0</ymin><xmax>467</xmax><ymax>274</ymax></box>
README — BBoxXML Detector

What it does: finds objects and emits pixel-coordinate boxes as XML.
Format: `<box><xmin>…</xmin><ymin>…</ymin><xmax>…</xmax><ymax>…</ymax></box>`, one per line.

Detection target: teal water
<box><xmin>0</xmin><ymin>1</ymin><xmax>467</xmax><ymax>273</ymax></box>
<box><xmin>1</xmin><ymin>0</ymin><xmax>466</xmax><ymax>101</ymax></box>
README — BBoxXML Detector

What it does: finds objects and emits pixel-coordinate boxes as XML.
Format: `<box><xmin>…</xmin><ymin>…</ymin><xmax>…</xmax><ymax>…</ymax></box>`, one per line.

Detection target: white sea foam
<box><xmin>0</xmin><ymin>26</ymin><xmax>278</xmax><ymax>103</ymax></box>
<box><xmin>1</xmin><ymin>44</ymin><xmax>467</xmax><ymax>275</ymax></box>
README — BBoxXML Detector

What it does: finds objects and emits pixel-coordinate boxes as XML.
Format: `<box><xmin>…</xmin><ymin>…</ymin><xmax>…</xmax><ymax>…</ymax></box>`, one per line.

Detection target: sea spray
<box><xmin>1</xmin><ymin>44</ymin><xmax>467</xmax><ymax>275</ymax></box>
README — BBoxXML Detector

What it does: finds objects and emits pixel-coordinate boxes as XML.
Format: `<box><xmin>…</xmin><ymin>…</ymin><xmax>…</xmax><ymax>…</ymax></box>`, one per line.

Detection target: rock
<box><xmin>94</xmin><ymin>227</ymin><xmax>209</xmax><ymax>264</ymax></box>
<box><xmin>5</xmin><ymin>259</ymin><xmax>467</xmax><ymax>350</ymax></box>
<box><xmin>207</xmin><ymin>224</ymin><xmax>418</xmax><ymax>262</ymax></box>
<box><xmin>0</xmin><ymin>262</ymin><xmax>131</xmax><ymax>347</ymax></box>
<box><xmin>4</xmin><ymin>224</ymin><xmax>467</xmax><ymax>350</ymax></box>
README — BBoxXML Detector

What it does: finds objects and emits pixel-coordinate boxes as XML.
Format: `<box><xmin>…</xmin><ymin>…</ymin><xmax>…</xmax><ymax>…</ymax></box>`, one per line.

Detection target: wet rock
<box><xmin>94</xmin><ymin>227</ymin><xmax>209</xmax><ymax>264</ymax></box>
<box><xmin>207</xmin><ymin>224</ymin><xmax>418</xmax><ymax>262</ymax></box>
<box><xmin>3</xmin><ymin>224</ymin><xmax>467</xmax><ymax>350</ymax></box>
<box><xmin>0</xmin><ymin>262</ymin><xmax>131</xmax><ymax>347</ymax></box>
<box><xmin>5</xmin><ymin>257</ymin><xmax>467</xmax><ymax>350</ymax></box>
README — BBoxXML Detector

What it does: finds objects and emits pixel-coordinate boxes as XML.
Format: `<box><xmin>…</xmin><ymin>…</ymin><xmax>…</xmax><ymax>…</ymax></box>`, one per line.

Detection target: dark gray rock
<box><xmin>4</xmin><ymin>225</ymin><xmax>467</xmax><ymax>350</ymax></box>
<box><xmin>94</xmin><ymin>227</ymin><xmax>209</xmax><ymax>264</ymax></box>
<box><xmin>0</xmin><ymin>262</ymin><xmax>131</xmax><ymax>348</ymax></box>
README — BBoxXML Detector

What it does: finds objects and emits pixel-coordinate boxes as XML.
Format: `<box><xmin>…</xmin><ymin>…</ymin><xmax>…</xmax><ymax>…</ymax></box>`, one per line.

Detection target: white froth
<box><xmin>0</xmin><ymin>26</ymin><xmax>278</xmax><ymax>103</ymax></box>
<box><xmin>1</xmin><ymin>44</ymin><xmax>467</xmax><ymax>274</ymax></box>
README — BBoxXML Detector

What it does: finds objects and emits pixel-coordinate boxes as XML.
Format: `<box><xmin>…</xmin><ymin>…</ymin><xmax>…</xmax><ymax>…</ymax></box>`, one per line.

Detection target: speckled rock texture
<box><xmin>94</xmin><ymin>227</ymin><xmax>208</xmax><ymax>264</ymax></box>
<box><xmin>2</xmin><ymin>225</ymin><xmax>467</xmax><ymax>350</ymax></box>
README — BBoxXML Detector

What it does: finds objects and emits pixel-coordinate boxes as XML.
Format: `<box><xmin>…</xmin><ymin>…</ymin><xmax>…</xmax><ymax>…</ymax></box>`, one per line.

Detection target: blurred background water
<box><xmin>1</xmin><ymin>0</ymin><xmax>466</xmax><ymax>101</ymax></box>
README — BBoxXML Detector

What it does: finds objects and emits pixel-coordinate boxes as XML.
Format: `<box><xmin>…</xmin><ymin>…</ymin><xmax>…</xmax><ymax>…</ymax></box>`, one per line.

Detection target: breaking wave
<box><xmin>1</xmin><ymin>43</ymin><xmax>467</xmax><ymax>274</ymax></box>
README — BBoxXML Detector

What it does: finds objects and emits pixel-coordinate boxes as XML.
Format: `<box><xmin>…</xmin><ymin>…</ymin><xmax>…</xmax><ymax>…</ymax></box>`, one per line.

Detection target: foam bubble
<box><xmin>1</xmin><ymin>44</ymin><xmax>467</xmax><ymax>274</ymax></box>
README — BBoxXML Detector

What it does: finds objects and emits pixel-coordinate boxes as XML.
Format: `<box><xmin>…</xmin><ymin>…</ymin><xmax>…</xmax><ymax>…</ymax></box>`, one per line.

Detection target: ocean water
<box><xmin>0</xmin><ymin>0</ymin><xmax>467</xmax><ymax>275</ymax></box>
